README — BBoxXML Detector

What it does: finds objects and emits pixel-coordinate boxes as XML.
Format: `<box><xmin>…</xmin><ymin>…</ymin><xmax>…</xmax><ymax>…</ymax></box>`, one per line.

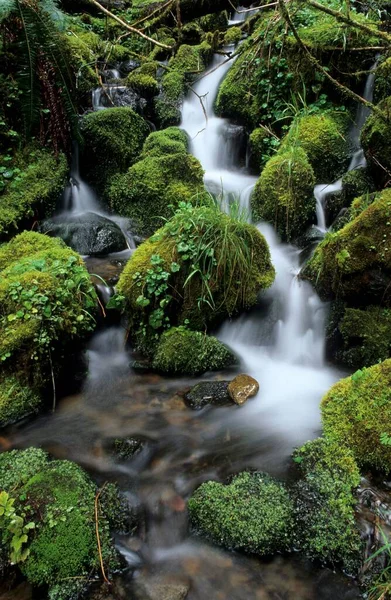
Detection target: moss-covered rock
<box><xmin>292</xmin><ymin>438</ymin><xmax>362</xmax><ymax>572</ymax></box>
<box><xmin>0</xmin><ymin>148</ymin><xmax>67</xmax><ymax>241</ymax></box>
<box><xmin>188</xmin><ymin>472</ymin><xmax>294</xmax><ymax>554</ymax></box>
<box><xmin>361</xmin><ymin>96</ymin><xmax>391</xmax><ymax>186</ymax></box>
<box><xmin>337</xmin><ymin>305</ymin><xmax>391</xmax><ymax>368</ymax></box>
<box><xmin>109</xmin><ymin>128</ymin><xmax>205</xmax><ymax>236</ymax></box>
<box><xmin>0</xmin><ymin>232</ymin><xmax>97</xmax><ymax>422</ymax></box>
<box><xmin>0</xmin><ymin>375</ymin><xmax>41</xmax><ymax>428</ymax></box>
<box><xmin>248</xmin><ymin>127</ymin><xmax>280</xmax><ymax>170</ymax></box>
<box><xmin>126</xmin><ymin>72</ymin><xmax>159</xmax><ymax>98</ymax></box>
<box><xmin>321</xmin><ymin>359</ymin><xmax>391</xmax><ymax>473</ymax></box>
<box><xmin>374</xmin><ymin>56</ymin><xmax>391</xmax><ymax>103</ymax></box>
<box><xmin>303</xmin><ymin>189</ymin><xmax>391</xmax><ymax>304</ymax></box>
<box><xmin>0</xmin><ymin>449</ymin><xmax>119</xmax><ymax>597</ymax></box>
<box><xmin>282</xmin><ymin>112</ymin><xmax>349</xmax><ymax>182</ymax></box>
<box><xmin>251</xmin><ymin>147</ymin><xmax>316</xmax><ymax>241</ymax></box>
<box><xmin>224</xmin><ymin>26</ymin><xmax>242</xmax><ymax>45</ymax></box>
<box><xmin>152</xmin><ymin>327</ymin><xmax>236</xmax><ymax>375</ymax></box>
<box><xmin>117</xmin><ymin>202</ymin><xmax>275</xmax><ymax>349</ymax></box>
<box><xmin>81</xmin><ymin>107</ymin><xmax>149</xmax><ymax>192</ymax></box>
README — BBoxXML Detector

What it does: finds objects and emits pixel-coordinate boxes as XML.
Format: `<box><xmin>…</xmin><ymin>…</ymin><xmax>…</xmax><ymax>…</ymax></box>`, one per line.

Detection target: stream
<box><xmin>2</xmin><ymin>14</ymin><xmax>385</xmax><ymax>600</ymax></box>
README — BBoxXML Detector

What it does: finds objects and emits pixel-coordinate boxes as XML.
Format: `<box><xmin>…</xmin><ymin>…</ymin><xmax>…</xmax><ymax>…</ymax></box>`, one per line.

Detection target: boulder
<box><xmin>227</xmin><ymin>374</ymin><xmax>259</xmax><ymax>405</ymax></box>
<box><xmin>184</xmin><ymin>381</ymin><xmax>232</xmax><ymax>410</ymax></box>
<box><xmin>40</xmin><ymin>212</ymin><xmax>127</xmax><ymax>256</ymax></box>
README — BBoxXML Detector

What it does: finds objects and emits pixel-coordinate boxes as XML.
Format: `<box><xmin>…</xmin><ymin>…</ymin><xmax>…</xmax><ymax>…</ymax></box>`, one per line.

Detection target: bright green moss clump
<box><xmin>109</xmin><ymin>128</ymin><xmax>205</xmax><ymax>235</ymax></box>
<box><xmin>304</xmin><ymin>190</ymin><xmax>391</xmax><ymax>303</ymax></box>
<box><xmin>322</xmin><ymin>359</ymin><xmax>391</xmax><ymax>473</ymax></box>
<box><xmin>0</xmin><ymin>148</ymin><xmax>67</xmax><ymax>241</ymax></box>
<box><xmin>251</xmin><ymin>147</ymin><xmax>316</xmax><ymax>240</ymax></box>
<box><xmin>188</xmin><ymin>472</ymin><xmax>294</xmax><ymax>554</ymax></box>
<box><xmin>153</xmin><ymin>327</ymin><xmax>236</xmax><ymax>375</ymax></box>
<box><xmin>117</xmin><ymin>202</ymin><xmax>275</xmax><ymax>349</ymax></box>
<box><xmin>81</xmin><ymin>107</ymin><xmax>149</xmax><ymax>192</ymax></box>
<box><xmin>282</xmin><ymin>113</ymin><xmax>349</xmax><ymax>181</ymax></box>
<box><xmin>126</xmin><ymin>72</ymin><xmax>159</xmax><ymax>97</ymax></box>
<box><xmin>292</xmin><ymin>438</ymin><xmax>362</xmax><ymax>572</ymax></box>
<box><xmin>0</xmin><ymin>449</ymin><xmax>119</xmax><ymax>598</ymax></box>
<box><xmin>0</xmin><ymin>232</ymin><xmax>97</xmax><ymax>425</ymax></box>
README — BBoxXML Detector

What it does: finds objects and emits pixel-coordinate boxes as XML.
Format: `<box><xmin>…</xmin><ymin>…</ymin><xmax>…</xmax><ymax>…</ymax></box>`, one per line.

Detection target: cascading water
<box><xmin>314</xmin><ymin>59</ymin><xmax>378</xmax><ymax>233</ymax></box>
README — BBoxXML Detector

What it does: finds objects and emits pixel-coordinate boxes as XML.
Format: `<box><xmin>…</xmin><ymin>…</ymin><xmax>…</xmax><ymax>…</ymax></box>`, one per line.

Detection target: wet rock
<box><xmin>227</xmin><ymin>374</ymin><xmax>259</xmax><ymax>406</ymax></box>
<box><xmin>134</xmin><ymin>581</ymin><xmax>189</xmax><ymax>600</ymax></box>
<box><xmin>107</xmin><ymin>436</ymin><xmax>145</xmax><ymax>460</ymax></box>
<box><xmin>184</xmin><ymin>381</ymin><xmax>232</xmax><ymax>410</ymax></box>
<box><xmin>40</xmin><ymin>212</ymin><xmax>127</xmax><ymax>256</ymax></box>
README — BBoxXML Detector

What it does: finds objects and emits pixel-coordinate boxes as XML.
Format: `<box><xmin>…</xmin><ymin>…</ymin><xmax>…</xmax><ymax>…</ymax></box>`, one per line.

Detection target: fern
<box><xmin>0</xmin><ymin>0</ymin><xmax>16</xmax><ymax>24</ymax></box>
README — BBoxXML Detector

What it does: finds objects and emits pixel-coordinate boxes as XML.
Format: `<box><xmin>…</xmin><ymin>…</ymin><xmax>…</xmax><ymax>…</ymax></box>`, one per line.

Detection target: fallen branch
<box><xmin>95</xmin><ymin>484</ymin><xmax>110</xmax><ymax>586</ymax></box>
<box><xmin>49</xmin><ymin>350</ymin><xmax>56</xmax><ymax>413</ymax></box>
<box><xmin>88</xmin><ymin>0</ymin><xmax>174</xmax><ymax>50</ymax></box>
<box><xmin>278</xmin><ymin>0</ymin><xmax>386</xmax><ymax>120</ymax></box>
<box><xmin>228</xmin><ymin>0</ymin><xmax>278</xmax><ymax>12</ymax></box>
<box><xmin>129</xmin><ymin>0</ymin><xmax>174</xmax><ymax>29</ymax></box>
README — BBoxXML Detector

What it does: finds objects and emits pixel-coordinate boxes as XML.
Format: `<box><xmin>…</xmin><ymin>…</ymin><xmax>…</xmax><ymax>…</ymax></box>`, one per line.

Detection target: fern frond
<box><xmin>0</xmin><ymin>0</ymin><xmax>16</xmax><ymax>24</ymax></box>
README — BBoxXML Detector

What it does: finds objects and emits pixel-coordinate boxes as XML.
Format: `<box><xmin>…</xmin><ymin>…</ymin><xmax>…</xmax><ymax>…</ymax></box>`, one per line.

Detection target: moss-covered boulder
<box><xmin>81</xmin><ymin>107</ymin><xmax>149</xmax><ymax>192</ymax></box>
<box><xmin>321</xmin><ymin>359</ymin><xmax>391</xmax><ymax>473</ymax></box>
<box><xmin>248</xmin><ymin>127</ymin><xmax>279</xmax><ymax>170</ymax></box>
<box><xmin>292</xmin><ymin>438</ymin><xmax>362</xmax><ymax>572</ymax></box>
<box><xmin>109</xmin><ymin>128</ymin><xmax>205</xmax><ymax>236</ymax></box>
<box><xmin>281</xmin><ymin>112</ymin><xmax>349</xmax><ymax>182</ymax></box>
<box><xmin>361</xmin><ymin>96</ymin><xmax>391</xmax><ymax>186</ymax></box>
<box><xmin>188</xmin><ymin>472</ymin><xmax>294</xmax><ymax>554</ymax></box>
<box><xmin>0</xmin><ymin>232</ymin><xmax>97</xmax><ymax>424</ymax></box>
<box><xmin>0</xmin><ymin>148</ymin><xmax>67</xmax><ymax>241</ymax></box>
<box><xmin>0</xmin><ymin>375</ymin><xmax>41</xmax><ymax>428</ymax></box>
<box><xmin>303</xmin><ymin>190</ymin><xmax>391</xmax><ymax>304</ymax></box>
<box><xmin>325</xmin><ymin>167</ymin><xmax>375</xmax><ymax>226</ymax></box>
<box><xmin>116</xmin><ymin>202</ymin><xmax>274</xmax><ymax>350</ymax></box>
<box><xmin>0</xmin><ymin>449</ymin><xmax>119</xmax><ymax>599</ymax></box>
<box><xmin>152</xmin><ymin>328</ymin><xmax>236</xmax><ymax>375</ymax></box>
<box><xmin>251</xmin><ymin>147</ymin><xmax>316</xmax><ymax>241</ymax></box>
<box><xmin>337</xmin><ymin>305</ymin><xmax>391</xmax><ymax>368</ymax></box>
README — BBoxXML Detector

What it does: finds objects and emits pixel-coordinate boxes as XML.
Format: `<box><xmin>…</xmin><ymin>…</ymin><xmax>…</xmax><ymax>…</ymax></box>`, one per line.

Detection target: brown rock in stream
<box><xmin>228</xmin><ymin>374</ymin><xmax>259</xmax><ymax>406</ymax></box>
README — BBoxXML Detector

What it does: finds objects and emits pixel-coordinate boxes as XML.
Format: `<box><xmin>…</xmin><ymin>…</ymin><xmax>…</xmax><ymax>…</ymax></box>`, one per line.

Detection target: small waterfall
<box><xmin>228</xmin><ymin>4</ymin><xmax>259</xmax><ymax>25</ymax></box>
<box><xmin>314</xmin><ymin>60</ymin><xmax>378</xmax><ymax>232</ymax></box>
<box><xmin>181</xmin><ymin>52</ymin><xmax>257</xmax><ymax>209</ymax></box>
<box><xmin>62</xmin><ymin>144</ymin><xmax>101</xmax><ymax>214</ymax></box>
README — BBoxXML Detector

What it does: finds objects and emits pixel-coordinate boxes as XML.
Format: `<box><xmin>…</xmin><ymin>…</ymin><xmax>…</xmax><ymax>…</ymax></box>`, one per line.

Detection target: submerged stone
<box><xmin>40</xmin><ymin>212</ymin><xmax>127</xmax><ymax>256</ymax></box>
<box><xmin>184</xmin><ymin>381</ymin><xmax>232</xmax><ymax>410</ymax></box>
<box><xmin>228</xmin><ymin>374</ymin><xmax>259</xmax><ymax>405</ymax></box>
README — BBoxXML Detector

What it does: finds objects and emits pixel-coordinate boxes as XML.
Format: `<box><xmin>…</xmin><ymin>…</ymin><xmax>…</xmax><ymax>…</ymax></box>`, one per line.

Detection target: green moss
<box><xmin>141</xmin><ymin>127</ymin><xmax>189</xmax><ymax>157</ymax></box>
<box><xmin>168</xmin><ymin>42</ymin><xmax>212</xmax><ymax>74</ymax></box>
<box><xmin>292</xmin><ymin>438</ymin><xmax>362</xmax><ymax>572</ymax></box>
<box><xmin>338</xmin><ymin>305</ymin><xmax>391</xmax><ymax>368</ymax></box>
<box><xmin>117</xmin><ymin>202</ymin><xmax>275</xmax><ymax>346</ymax></box>
<box><xmin>0</xmin><ymin>448</ymin><xmax>49</xmax><ymax>490</ymax></box>
<box><xmin>295</xmin><ymin>11</ymin><xmax>380</xmax><ymax>49</ymax></box>
<box><xmin>0</xmin><ymin>232</ymin><xmax>97</xmax><ymax>393</ymax></box>
<box><xmin>199</xmin><ymin>11</ymin><xmax>228</xmax><ymax>33</ymax></box>
<box><xmin>126</xmin><ymin>73</ymin><xmax>159</xmax><ymax>97</ymax></box>
<box><xmin>361</xmin><ymin>96</ymin><xmax>391</xmax><ymax>185</ymax></box>
<box><xmin>99</xmin><ymin>483</ymin><xmax>136</xmax><ymax>534</ymax></box>
<box><xmin>109</xmin><ymin>129</ymin><xmax>204</xmax><ymax>235</ymax></box>
<box><xmin>224</xmin><ymin>26</ymin><xmax>242</xmax><ymax>45</ymax></box>
<box><xmin>321</xmin><ymin>359</ymin><xmax>391</xmax><ymax>473</ymax></box>
<box><xmin>251</xmin><ymin>147</ymin><xmax>316</xmax><ymax>241</ymax></box>
<box><xmin>155</xmin><ymin>70</ymin><xmax>185</xmax><ymax>127</ymax></box>
<box><xmin>0</xmin><ymin>375</ymin><xmax>41</xmax><ymax>427</ymax></box>
<box><xmin>81</xmin><ymin>107</ymin><xmax>149</xmax><ymax>192</ymax></box>
<box><xmin>188</xmin><ymin>472</ymin><xmax>294</xmax><ymax>554</ymax></box>
<box><xmin>374</xmin><ymin>56</ymin><xmax>391</xmax><ymax>103</ymax></box>
<box><xmin>281</xmin><ymin>112</ymin><xmax>349</xmax><ymax>181</ymax></box>
<box><xmin>153</xmin><ymin>327</ymin><xmax>236</xmax><ymax>375</ymax></box>
<box><xmin>248</xmin><ymin>127</ymin><xmax>279</xmax><ymax>170</ymax></box>
<box><xmin>0</xmin><ymin>148</ymin><xmax>67</xmax><ymax>241</ymax></box>
<box><xmin>304</xmin><ymin>189</ymin><xmax>391</xmax><ymax>303</ymax></box>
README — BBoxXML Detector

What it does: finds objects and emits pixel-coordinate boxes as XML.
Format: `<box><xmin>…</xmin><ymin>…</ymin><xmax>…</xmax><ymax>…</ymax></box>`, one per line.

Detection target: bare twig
<box><xmin>95</xmin><ymin>483</ymin><xmax>110</xmax><ymax>586</ymax></box>
<box><xmin>129</xmin><ymin>0</ymin><xmax>173</xmax><ymax>28</ymax></box>
<box><xmin>49</xmin><ymin>350</ymin><xmax>56</xmax><ymax>413</ymax></box>
<box><xmin>88</xmin><ymin>0</ymin><xmax>174</xmax><ymax>49</ymax></box>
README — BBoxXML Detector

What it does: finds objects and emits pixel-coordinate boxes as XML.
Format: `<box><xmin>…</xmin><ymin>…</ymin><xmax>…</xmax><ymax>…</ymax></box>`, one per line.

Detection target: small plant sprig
<box><xmin>0</xmin><ymin>491</ymin><xmax>35</xmax><ymax>564</ymax></box>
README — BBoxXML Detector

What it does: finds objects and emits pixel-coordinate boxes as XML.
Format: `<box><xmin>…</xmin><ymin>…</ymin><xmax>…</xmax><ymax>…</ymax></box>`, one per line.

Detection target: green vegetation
<box><xmin>292</xmin><ymin>438</ymin><xmax>362</xmax><ymax>572</ymax></box>
<box><xmin>81</xmin><ymin>107</ymin><xmax>149</xmax><ymax>192</ymax></box>
<box><xmin>251</xmin><ymin>147</ymin><xmax>316</xmax><ymax>240</ymax></box>
<box><xmin>304</xmin><ymin>189</ymin><xmax>391</xmax><ymax>303</ymax></box>
<box><xmin>248</xmin><ymin>127</ymin><xmax>280</xmax><ymax>170</ymax></box>
<box><xmin>0</xmin><ymin>449</ymin><xmax>119</xmax><ymax>598</ymax></box>
<box><xmin>0</xmin><ymin>232</ymin><xmax>97</xmax><ymax>424</ymax></box>
<box><xmin>321</xmin><ymin>359</ymin><xmax>391</xmax><ymax>473</ymax></box>
<box><xmin>361</xmin><ymin>96</ymin><xmax>391</xmax><ymax>186</ymax></box>
<box><xmin>0</xmin><ymin>149</ymin><xmax>67</xmax><ymax>241</ymax></box>
<box><xmin>126</xmin><ymin>73</ymin><xmax>160</xmax><ymax>97</ymax></box>
<box><xmin>153</xmin><ymin>327</ymin><xmax>236</xmax><ymax>375</ymax></box>
<box><xmin>109</xmin><ymin>128</ymin><xmax>205</xmax><ymax>235</ymax></box>
<box><xmin>188</xmin><ymin>472</ymin><xmax>294</xmax><ymax>554</ymax></box>
<box><xmin>117</xmin><ymin>201</ymin><xmax>274</xmax><ymax>350</ymax></box>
